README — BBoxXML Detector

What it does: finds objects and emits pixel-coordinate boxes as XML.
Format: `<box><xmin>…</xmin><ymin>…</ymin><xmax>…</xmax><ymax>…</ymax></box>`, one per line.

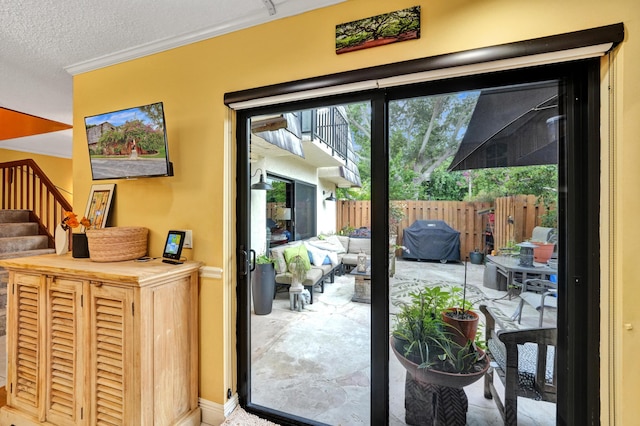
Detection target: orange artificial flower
<box><xmin>61</xmin><ymin>211</ymin><xmax>91</xmax><ymax>231</ymax></box>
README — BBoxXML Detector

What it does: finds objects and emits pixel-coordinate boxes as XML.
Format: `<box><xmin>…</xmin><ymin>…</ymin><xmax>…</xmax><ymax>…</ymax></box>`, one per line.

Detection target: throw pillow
<box><xmin>283</xmin><ymin>245</ymin><xmax>311</xmax><ymax>271</ymax></box>
<box><xmin>305</xmin><ymin>243</ymin><xmax>331</xmax><ymax>267</ymax></box>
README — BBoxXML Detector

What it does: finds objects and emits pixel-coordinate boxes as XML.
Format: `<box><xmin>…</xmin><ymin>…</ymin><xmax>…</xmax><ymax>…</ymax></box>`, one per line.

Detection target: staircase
<box><xmin>0</xmin><ymin>209</ymin><xmax>55</xmax><ymax>336</ymax></box>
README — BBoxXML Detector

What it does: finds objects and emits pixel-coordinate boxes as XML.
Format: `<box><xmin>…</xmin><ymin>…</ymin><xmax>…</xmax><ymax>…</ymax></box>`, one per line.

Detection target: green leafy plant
<box><xmin>256</xmin><ymin>254</ymin><xmax>275</xmax><ymax>265</ymax></box>
<box><xmin>288</xmin><ymin>255</ymin><xmax>308</xmax><ymax>283</ymax></box>
<box><xmin>339</xmin><ymin>224</ymin><xmax>355</xmax><ymax>236</ymax></box>
<box><xmin>392</xmin><ymin>285</ymin><xmax>484</xmax><ymax>373</ymax></box>
<box><xmin>389</xmin><ymin>202</ymin><xmax>406</xmax><ymax>234</ymax></box>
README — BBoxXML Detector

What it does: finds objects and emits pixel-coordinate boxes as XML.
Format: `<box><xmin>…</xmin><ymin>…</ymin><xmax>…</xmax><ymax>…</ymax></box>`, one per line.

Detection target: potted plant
<box><xmin>391</xmin><ymin>272</ymin><xmax>487</xmax><ymax>384</ymax></box>
<box><xmin>469</xmin><ymin>248</ymin><xmax>484</xmax><ymax>265</ymax></box>
<box><xmin>441</xmin><ymin>258</ymin><xmax>481</xmax><ymax>347</ymax></box>
<box><xmin>389</xmin><ymin>202</ymin><xmax>407</xmax><ymax>277</ymax></box>
<box><xmin>252</xmin><ymin>254</ymin><xmax>276</xmax><ymax>315</ymax></box>
<box><xmin>391</xmin><ymin>281</ymin><xmax>489</xmax><ymax>426</ymax></box>
<box><xmin>288</xmin><ymin>254</ymin><xmax>308</xmax><ymax>289</ymax></box>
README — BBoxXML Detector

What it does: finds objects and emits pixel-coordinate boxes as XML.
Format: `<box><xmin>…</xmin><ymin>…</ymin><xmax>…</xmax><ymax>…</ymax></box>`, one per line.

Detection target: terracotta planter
<box><xmin>390</xmin><ymin>336</ymin><xmax>489</xmax><ymax>388</ymax></box>
<box><xmin>442</xmin><ymin>308</ymin><xmax>479</xmax><ymax>348</ymax></box>
<box><xmin>533</xmin><ymin>242</ymin><xmax>555</xmax><ymax>263</ymax></box>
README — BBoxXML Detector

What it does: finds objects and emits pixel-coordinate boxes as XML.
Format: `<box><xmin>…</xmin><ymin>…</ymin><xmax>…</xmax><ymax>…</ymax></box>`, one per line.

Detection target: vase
<box><xmin>251</xmin><ymin>263</ymin><xmax>275</xmax><ymax>315</ymax></box>
<box><xmin>54</xmin><ymin>224</ymin><xmax>69</xmax><ymax>255</ymax></box>
<box><xmin>72</xmin><ymin>233</ymin><xmax>90</xmax><ymax>258</ymax></box>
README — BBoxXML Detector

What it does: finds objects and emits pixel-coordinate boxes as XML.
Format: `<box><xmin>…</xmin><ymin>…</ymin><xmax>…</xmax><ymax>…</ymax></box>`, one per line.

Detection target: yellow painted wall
<box><xmin>73</xmin><ymin>0</ymin><xmax>640</xmax><ymax>422</ymax></box>
<box><xmin>0</xmin><ymin>148</ymin><xmax>74</xmax><ymax>205</ymax></box>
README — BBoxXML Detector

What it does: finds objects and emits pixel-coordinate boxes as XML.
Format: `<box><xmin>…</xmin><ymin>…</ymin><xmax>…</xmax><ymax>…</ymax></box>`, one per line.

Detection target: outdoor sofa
<box><xmin>269</xmin><ymin>234</ymin><xmax>371</xmax><ymax>303</ymax></box>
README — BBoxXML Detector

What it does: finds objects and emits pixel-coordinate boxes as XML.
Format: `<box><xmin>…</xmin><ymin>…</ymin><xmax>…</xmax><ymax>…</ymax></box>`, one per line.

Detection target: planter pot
<box><xmin>72</xmin><ymin>233</ymin><xmax>90</xmax><ymax>258</ymax></box>
<box><xmin>533</xmin><ymin>242</ymin><xmax>555</xmax><ymax>263</ymax></box>
<box><xmin>442</xmin><ymin>308</ymin><xmax>480</xmax><ymax>348</ymax></box>
<box><xmin>390</xmin><ymin>336</ymin><xmax>489</xmax><ymax>388</ymax></box>
<box><xmin>469</xmin><ymin>251</ymin><xmax>484</xmax><ymax>265</ymax></box>
<box><xmin>252</xmin><ymin>263</ymin><xmax>276</xmax><ymax>315</ymax></box>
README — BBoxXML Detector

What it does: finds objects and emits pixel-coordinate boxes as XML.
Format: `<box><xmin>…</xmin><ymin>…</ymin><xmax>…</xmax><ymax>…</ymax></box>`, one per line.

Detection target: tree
<box><xmin>389</xmin><ymin>93</ymin><xmax>478</xmax><ymax>193</ymax></box>
<box><xmin>342</xmin><ymin>94</ymin><xmax>478</xmax><ymax>200</ymax></box>
<box><xmin>342</xmin><ymin>97</ymin><xmax>557</xmax><ymax>202</ymax></box>
<box><xmin>468</xmin><ymin>165</ymin><xmax>558</xmax><ymax>200</ymax></box>
<box><xmin>336</xmin><ymin>6</ymin><xmax>420</xmax><ymax>50</ymax></box>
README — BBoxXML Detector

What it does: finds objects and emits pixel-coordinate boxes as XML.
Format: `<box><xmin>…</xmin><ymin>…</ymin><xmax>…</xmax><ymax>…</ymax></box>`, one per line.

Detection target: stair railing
<box><xmin>1</xmin><ymin>159</ymin><xmax>73</xmax><ymax>248</ymax></box>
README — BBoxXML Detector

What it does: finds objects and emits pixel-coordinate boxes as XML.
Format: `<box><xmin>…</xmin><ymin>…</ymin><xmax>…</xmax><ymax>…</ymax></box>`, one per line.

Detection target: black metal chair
<box><xmin>512</xmin><ymin>278</ymin><xmax>558</xmax><ymax>327</ymax></box>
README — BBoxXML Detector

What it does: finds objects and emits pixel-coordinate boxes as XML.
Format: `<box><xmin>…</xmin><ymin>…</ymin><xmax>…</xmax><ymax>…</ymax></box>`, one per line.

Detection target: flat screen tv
<box><xmin>84</xmin><ymin>101</ymin><xmax>173</xmax><ymax>180</ymax></box>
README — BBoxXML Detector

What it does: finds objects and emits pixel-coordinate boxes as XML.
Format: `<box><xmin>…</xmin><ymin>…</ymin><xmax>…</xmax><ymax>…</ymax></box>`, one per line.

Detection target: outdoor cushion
<box><xmin>342</xmin><ymin>252</ymin><xmax>371</xmax><ymax>266</ymax></box>
<box><xmin>336</xmin><ymin>235</ymin><xmax>350</xmax><ymax>252</ymax></box>
<box><xmin>275</xmin><ymin>267</ymin><xmax>323</xmax><ymax>286</ymax></box>
<box><xmin>270</xmin><ymin>245</ymin><xmax>288</xmax><ymax>274</ymax></box>
<box><xmin>283</xmin><ymin>245</ymin><xmax>311</xmax><ymax>271</ymax></box>
<box><xmin>348</xmin><ymin>237</ymin><xmax>371</xmax><ymax>255</ymax></box>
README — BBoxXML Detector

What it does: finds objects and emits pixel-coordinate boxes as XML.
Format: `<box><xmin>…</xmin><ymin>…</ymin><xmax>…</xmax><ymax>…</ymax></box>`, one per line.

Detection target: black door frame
<box><xmin>236</xmin><ymin>59</ymin><xmax>600</xmax><ymax>425</ymax></box>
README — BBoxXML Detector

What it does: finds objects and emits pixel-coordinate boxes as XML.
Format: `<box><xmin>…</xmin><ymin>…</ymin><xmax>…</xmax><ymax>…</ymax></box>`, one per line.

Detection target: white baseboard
<box><xmin>199</xmin><ymin>394</ymin><xmax>238</xmax><ymax>426</ymax></box>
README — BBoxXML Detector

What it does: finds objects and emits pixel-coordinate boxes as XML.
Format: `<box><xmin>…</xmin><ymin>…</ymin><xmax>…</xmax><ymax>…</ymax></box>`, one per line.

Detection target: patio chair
<box><xmin>480</xmin><ymin>305</ymin><xmax>557</xmax><ymax>426</ymax></box>
<box><xmin>512</xmin><ymin>278</ymin><xmax>558</xmax><ymax>327</ymax></box>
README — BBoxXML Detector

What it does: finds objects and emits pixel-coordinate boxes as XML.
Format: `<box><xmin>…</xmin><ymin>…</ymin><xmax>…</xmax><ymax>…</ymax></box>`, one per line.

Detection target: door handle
<box><xmin>239</xmin><ymin>249</ymin><xmax>249</xmax><ymax>277</ymax></box>
<box><xmin>250</xmin><ymin>249</ymin><xmax>256</xmax><ymax>272</ymax></box>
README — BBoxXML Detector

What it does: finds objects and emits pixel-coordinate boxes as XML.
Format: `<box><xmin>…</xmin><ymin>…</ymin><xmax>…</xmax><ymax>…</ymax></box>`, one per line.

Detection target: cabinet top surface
<box><xmin>0</xmin><ymin>253</ymin><xmax>201</xmax><ymax>284</ymax></box>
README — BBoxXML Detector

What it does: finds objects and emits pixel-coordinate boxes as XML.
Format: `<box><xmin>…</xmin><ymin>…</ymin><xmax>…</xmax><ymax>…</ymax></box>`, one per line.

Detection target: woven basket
<box><xmin>86</xmin><ymin>227</ymin><xmax>148</xmax><ymax>262</ymax></box>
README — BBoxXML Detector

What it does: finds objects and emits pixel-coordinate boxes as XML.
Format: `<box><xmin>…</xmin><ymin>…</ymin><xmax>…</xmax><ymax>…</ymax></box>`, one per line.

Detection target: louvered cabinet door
<box><xmin>45</xmin><ymin>276</ymin><xmax>84</xmax><ymax>425</ymax></box>
<box><xmin>7</xmin><ymin>272</ymin><xmax>46</xmax><ymax>419</ymax></box>
<box><xmin>87</xmin><ymin>283</ymin><xmax>135</xmax><ymax>426</ymax></box>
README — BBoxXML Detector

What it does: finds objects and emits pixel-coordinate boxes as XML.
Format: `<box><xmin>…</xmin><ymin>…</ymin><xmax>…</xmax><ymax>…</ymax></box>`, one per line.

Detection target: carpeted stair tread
<box><xmin>0</xmin><ymin>222</ymin><xmax>39</xmax><ymax>238</ymax></box>
<box><xmin>0</xmin><ymin>210</ymin><xmax>30</xmax><ymax>223</ymax></box>
<box><xmin>0</xmin><ymin>235</ymin><xmax>49</xmax><ymax>253</ymax></box>
<box><xmin>0</xmin><ymin>248</ymin><xmax>55</xmax><ymax>260</ymax></box>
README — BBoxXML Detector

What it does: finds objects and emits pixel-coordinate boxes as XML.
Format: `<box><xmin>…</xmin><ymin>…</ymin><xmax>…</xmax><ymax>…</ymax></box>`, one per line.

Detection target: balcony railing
<box><xmin>300</xmin><ymin>107</ymin><xmax>349</xmax><ymax>161</ymax></box>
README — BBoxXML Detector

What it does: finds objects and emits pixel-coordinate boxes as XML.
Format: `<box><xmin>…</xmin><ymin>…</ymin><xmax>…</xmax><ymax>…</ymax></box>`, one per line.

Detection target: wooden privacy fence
<box><xmin>337</xmin><ymin>195</ymin><xmax>549</xmax><ymax>260</ymax></box>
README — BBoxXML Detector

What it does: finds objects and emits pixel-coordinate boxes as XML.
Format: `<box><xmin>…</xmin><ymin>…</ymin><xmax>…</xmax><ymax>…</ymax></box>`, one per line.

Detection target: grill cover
<box><xmin>402</xmin><ymin>220</ymin><xmax>460</xmax><ymax>262</ymax></box>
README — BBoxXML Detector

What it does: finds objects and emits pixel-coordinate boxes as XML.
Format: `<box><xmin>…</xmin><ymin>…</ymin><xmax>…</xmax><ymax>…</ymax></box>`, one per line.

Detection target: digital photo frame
<box><xmin>162</xmin><ymin>230</ymin><xmax>186</xmax><ymax>264</ymax></box>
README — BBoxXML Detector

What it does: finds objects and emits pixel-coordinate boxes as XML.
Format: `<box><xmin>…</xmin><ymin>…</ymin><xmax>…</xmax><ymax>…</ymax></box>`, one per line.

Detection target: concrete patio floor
<box><xmin>250</xmin><ymin>259</ymin><xmax>556</xmax><ymax>425</ymax></box>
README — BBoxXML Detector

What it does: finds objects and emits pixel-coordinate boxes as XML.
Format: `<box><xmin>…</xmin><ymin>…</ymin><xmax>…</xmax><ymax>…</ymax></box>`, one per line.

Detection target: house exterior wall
<box><xmin>72</xmin><ymin>0</ymin><xmax>640</xmax><ymax>423</ymax></box>
<box><xmin>266</xmin><ymin>154</ymin><xmax>338</xmax><ymax>236</ymax></box>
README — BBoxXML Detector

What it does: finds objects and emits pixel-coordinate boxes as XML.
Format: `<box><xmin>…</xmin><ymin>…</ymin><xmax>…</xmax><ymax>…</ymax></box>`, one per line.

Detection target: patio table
<box><xmin>486</xmin><ymin>255</ymin><xmax>556</xmax><ymax>295</ymax></box>
<box><xmin>350</xmin><ymin>264</ymin><xmax>371</xmax><ymax>303</ymax></box>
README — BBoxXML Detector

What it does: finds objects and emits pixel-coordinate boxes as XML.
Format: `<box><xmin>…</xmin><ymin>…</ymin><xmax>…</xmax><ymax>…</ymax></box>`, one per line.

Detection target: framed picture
<box><xmin>84</xmin><ymin>184</ymin><xmax>115</xmax><ymax>229</ymax></box>
<box><xmin>335</xmin><ymin>6</ymin><xmax>420</xmax><ymax>54</ymax></box>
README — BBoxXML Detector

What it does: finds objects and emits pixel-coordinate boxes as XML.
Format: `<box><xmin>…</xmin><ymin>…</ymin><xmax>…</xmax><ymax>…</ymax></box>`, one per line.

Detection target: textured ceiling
<box><xmin>0</xmin><ymin>0</ymin><xmax>344</xmax><ymax>158</ymax></box>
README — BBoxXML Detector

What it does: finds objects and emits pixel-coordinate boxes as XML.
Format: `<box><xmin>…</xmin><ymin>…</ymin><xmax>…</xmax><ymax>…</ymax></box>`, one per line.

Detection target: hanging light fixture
<box><xmin>323</xmin><ymin>191</ymin><xmax>336</xmax><ymax>201</ymax></box>
<box><xmin>251</xmin><ymin>168</ymin><xmax>272</xmax><ymax>190</ymax></box>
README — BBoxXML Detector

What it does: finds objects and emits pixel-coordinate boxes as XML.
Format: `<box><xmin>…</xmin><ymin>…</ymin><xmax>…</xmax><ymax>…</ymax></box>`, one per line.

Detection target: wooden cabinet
<box><xmin>0</xmin><ymin>254</ymin><xmax>201</xmax><ymax>426</ymax></box>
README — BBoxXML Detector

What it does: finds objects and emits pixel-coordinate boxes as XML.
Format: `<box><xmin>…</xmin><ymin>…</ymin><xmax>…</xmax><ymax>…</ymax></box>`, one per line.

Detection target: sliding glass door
<box><xmin>236</xmin><ymin>59</ymin><xmax>600</xmax><ymax>425</ymax></box>
<box><xmin>240</xmin><ymin>102</ymin><xmax>373</xmax><ymax>425</ymax></box>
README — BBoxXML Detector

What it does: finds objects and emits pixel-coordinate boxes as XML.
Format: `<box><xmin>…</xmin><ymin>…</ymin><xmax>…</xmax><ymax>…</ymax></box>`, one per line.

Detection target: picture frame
<box><xmin>335</xmin><ymin>6</ymin><xmax>420</xmax><ymax>54</ymax></box>
<box><xmin>84</xmin><ymin>184</ymin><xmax>115</xmax><ymax>229</ymax></box>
